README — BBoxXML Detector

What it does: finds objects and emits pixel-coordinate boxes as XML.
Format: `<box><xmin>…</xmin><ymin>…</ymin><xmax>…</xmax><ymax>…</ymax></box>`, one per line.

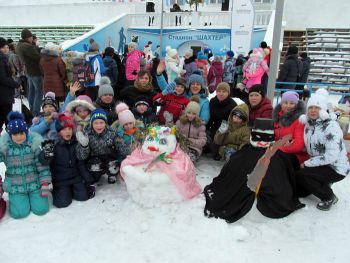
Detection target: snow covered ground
<box><xmin>1</xmin><ymin>156</ymin><xmax>350</xmax><ymax>263</ymax></box>
<box><xmin>1</xmin><ymin>96</ymin><xmax>350</xmax><ymax>263</ymax></box>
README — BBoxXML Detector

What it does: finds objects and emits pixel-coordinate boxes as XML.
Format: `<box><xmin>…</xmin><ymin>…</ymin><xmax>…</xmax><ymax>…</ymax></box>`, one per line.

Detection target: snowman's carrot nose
<box><xmin>148</xmin><ymin>146</ymin><xmax>159</xmax><ymax>152</ymax></box>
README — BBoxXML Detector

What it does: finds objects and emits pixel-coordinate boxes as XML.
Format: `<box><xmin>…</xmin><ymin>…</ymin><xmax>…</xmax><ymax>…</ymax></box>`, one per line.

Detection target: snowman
<box><xmin>120</xmin><ymin>126</ymin><xmax>202</xmax><ymax>207</ymax></box>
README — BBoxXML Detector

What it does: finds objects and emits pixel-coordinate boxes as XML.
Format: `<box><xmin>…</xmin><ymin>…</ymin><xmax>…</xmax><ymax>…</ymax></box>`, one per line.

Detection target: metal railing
<box><xmin>274</xmin><ymin>81</ymin><xmax>350</xmax><ymax>104</ymax></box>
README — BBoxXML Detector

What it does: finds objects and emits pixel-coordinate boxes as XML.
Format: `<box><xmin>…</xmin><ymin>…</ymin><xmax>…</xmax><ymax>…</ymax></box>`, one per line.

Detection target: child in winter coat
<box><xmin>125</xmin><ymin>42</ymin><xmax>142</xmax><ymax>84</ymax></box>
<box><xmin>153</xmin><ymin>77</ymin><xmax>190</xmax><ymax>125</ymax></box>
<box><xmin>30</xmin><ymin>92</ymin><xmax>59</xmax><ymax>138</ymax></box>
<box><xmin>93</xmin><ymin>76</ymin><xmax>118</xmax><ymax>125</ymax></box>
<box><xmin>0</xmin><ymin>112</ymin><xmax>51</xmax><ymax>219</ymax></box>
<box><xmin>112</xmin><ymin>103</ymin><xmax>145</xmax><ymax>156</ymax></box>
<box><xmin>30</xmin><ymin>82</ymin><xmax>81</xmax><ymax>137</ymax></box>
<box><xmin>132</xmin><ymin>100</ymin><xmax>158</xmax><ymax>127</ymax></box>
<box><xmin>183</xmin><ymin>50</ymin><xmax>197</xmax><ymax>83</ymax></box>
<box><xmin>176</xmin><ymin>97</ymin><xmax>207</xmax><ymax>163</ymax></box>
<box><xmin>207</xmin><ymin>56</ymin><xmax>223</xmax><ymax>94</ymax></box>
<box><xmin>165</xmin><ymin>46</ymin><xmax>185</xmax><ymax>83</ymax></box>
<box><xmin>48</xmin><ymin>114</ymin><xmax>95</xmax><ymax>208</ymax></box>
<box><xmin>223</xmin><ymin>50</ymin><xmax>236</xmax><ymax>87</ymax></box>
<box><xmin>196</xmin><ymin>51</ymin><xmax>208</xmax><ymax>82</ymax></box>
<box><xmin>243</xmin><ymin>48</ymin><xmax>269</xmax><ymax>90</ymax></box>
<box><xmin>65</xmin><ymin>95</ymin><xmax>95</xmax><ymax>131</ymax></box>
<box><xmin>76</xmin><ymin>109</ymin><xmax>129</xmax><ymax>184</ymax></box>
<box><xmin>213</xmin><ymin>103</ymin><xmax>251</xmax><ymax>161</ymax></box>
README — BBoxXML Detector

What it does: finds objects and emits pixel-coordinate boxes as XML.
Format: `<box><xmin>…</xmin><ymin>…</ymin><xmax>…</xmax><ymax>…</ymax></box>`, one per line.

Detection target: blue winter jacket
<box><xmin>186</xmin><ymin>90</ymin><xmax>210</xmax><ymax>124</ymax></box>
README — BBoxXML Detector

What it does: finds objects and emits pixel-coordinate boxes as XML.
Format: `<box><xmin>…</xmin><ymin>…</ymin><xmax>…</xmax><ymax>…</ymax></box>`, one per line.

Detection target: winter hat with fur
<box><xmin>66</xmin><ymin>95</ymin><xmax>95</xmax><ymax>114</ymax></box>
<box><xmin>116</xmin><ymin>102</ymin><xmax>136</xmax><ymax>126</ymax></box>
<box><xmin>185</xmin><ymin>96</ymin><xmax>200</xmax><ymax>116</ymax></box>
<box><xmin>6</xmin><ymin>111</ymin><xmax>28</xmax><ymax>136</ymax></box>
<box><xmin>166</xmin><ymin>46</ymin><xmax>177</xmax><ymax>58</ymax></box>
<box><xmin>299</xmin><ymin>93</ymin><xmax>329</xmax><ymax>123</ymax></box>
<box><xmin>42</xmin><ymin>92</ymin><xmax>58</xmax><ymax>110</ymax></box>
<box><xmin>216</xmin><ymin>82</ymin><xmax>230</xmax><ymax>93</ymax></box>
<box><xmin>56</xmin><ymin>113</ymin><xmax>75</xmax><ymax>132</ymax></box>
<box><xmin>98</xmin><ymin>76</ymin><xmax>114</xmax><ymax>97</ymax></box>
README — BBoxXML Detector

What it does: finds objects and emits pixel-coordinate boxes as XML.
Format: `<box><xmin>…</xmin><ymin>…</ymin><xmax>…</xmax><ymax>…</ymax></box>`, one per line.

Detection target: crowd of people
<box><xmin>0</xmin><ymin>28</ymin><xmax>347</xmax><ymax>221</ymax></box>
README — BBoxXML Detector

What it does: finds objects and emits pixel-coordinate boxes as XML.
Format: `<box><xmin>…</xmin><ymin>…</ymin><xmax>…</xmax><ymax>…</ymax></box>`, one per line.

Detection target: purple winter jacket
<box><xmin>176</xmin><ymin>115</ymin><xmax>207</xmax><ymax>155</ymax></box>
<box><xmin>184</xmin><ymin>56</ymin><xmax>198</xmax><ymax>82</ymax></box>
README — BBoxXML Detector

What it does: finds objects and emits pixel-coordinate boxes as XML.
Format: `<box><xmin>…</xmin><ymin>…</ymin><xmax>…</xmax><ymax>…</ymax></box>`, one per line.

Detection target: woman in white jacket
<box><xmin>297</xmin><ymin>94</ymin><xmax>350</xmax><ymax>211</ymax></box>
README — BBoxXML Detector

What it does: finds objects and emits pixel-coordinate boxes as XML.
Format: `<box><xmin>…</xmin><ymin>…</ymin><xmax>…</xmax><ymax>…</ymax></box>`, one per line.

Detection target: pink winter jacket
<box><xmin>244</xmin><ymin>66</ymin><xmax>266</xmax><ymax>89</ymax></box>
<box><xmin>126</xmin><ymin>50</ymin><xmax>142</xmax><ymax>81</ymax></box>
<box><xmin>120</xmin><ymin>145</ymin><xmax>202</xmax><ymax>199</ymax></box>
<box><xmin>176</xmin><ymin>116</ymin><xmax>207</xmax><ymax>155</ymax></box>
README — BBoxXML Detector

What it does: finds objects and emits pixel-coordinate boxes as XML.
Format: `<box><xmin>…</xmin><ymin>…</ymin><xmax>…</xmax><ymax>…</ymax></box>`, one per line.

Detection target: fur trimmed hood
<box><xmin>41</xmin><ymin>48</ymin><xmax>59</xmax><ymax>57</ymax></box>
<box><xmin>66</xmin><ymin>99</ymin><xmax>96</xmax><ymax>113</ymax></box>
<box><xmin>0</xmin><ymin>132</ymin><xmax>43</xmax><ymax>153</ymax></box>
<box><xmin>273</xmin><ymin>101</ymin><xmax>305</xmax><ymax>127</ymax></box>
<box><xmin>179</xmin><ymin>114</ymin><xmax>203</xmax><ymax>128</ymax></box>
<box><xmin>299</xmin><ymin>111</ymin><xmax>337</xmax><ymax>125</ymax></box>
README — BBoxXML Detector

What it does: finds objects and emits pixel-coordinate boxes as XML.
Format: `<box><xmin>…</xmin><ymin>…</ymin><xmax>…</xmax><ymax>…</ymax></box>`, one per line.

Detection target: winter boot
<box><xmin>87</xmin><ymin>185</ymin><xmax>96</xmax><ymax>199</ymax></box>
<box><xmin>107</xmin><ymin>160</ymin><xmax>119</xmax><ymax>184</ymax></box>
<box><xmin>316</xmin><ymin>195</ymin><xmax>338</xmax><ymax>211</ymax></box>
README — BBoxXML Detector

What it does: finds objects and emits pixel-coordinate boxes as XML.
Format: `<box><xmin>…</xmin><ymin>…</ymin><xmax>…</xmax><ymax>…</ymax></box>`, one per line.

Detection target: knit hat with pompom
<box><xmin>42</xmin><ymin>91</ymin><xmax>58</xmax><ymax>110</ymax></box>
<box><xmin>116</xmin><ymin>102</ymin><xmax>136</xmax><ymax>127</ymax></box>
<box><xmin>185</xmin><ymin>96</ymin><xmax>200</xmax><ymax>116</ymax></box>
<box><xmin>98</xmin><ymin>76</ymin><xmax>114</xmax><ymax>97</ymax></box>
<box><xmin>6</xmin><ymin>111</ymin><xmax>28</xmax><ymax>137</ymax></box>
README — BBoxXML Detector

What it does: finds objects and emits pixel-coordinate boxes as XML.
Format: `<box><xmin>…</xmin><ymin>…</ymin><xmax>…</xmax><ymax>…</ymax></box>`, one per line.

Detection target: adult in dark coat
<box><xmin>120</xmin><ymin>70</ymin><xmax>156</xmax><ymax>112</ymax></box>
<box><xmin>296</xmin><ymin>52</ymin><xmax>311</xmax><ymax>99</ymax></box>
<box><xmin>16</xmin><ymin>29</ymin><xmax>43</xmax><ymax>116</ymax></box>
<box><xmin>0</xmin><ymin>38</ymin><xmax>20</xmax><ymax>133</ymax></box>
<box><xmin>204</xmin><ymin>119</ymin><xmax>303</xmax><ymax>223</ymax></box>
<box><xmin>40</xmin><ymin>44</ymin><xmax>67</xmax><ymax>101</ymax></box>
<box><xmin>247</xmin><ymin>85</ymin><xmax>273</xmax><ymax>126</ymax></box>
<box><xmin>103</xmin><ymin>47</ymin><xmax>119</xmax><ymax>95</ymax></box>
<box><xmin>206</xmin><ymin>82</ymin><xmax>237</xmax><ymax>140</ymax></box>
<box><xmin>277</xmin><ymin>45</ymin><xmax>303</xmax><ymax>90</ymax></box>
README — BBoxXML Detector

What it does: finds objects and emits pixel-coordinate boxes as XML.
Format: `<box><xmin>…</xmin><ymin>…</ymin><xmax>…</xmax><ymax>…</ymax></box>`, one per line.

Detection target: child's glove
<box><xmin>163</xmin><ymin>111</ymin><xmax>173</xmax><ymax>123</ymax></box>
<box><xmin>218</xmin><ymin>120</ymin><xmax>229</xmax><ymax>134</ymax></box>
<box><xmin>41</xmin><ymin>140</ymin><xmax>55</xmax><ymax>160</ymax></box>
<box><xmin>41</xmin><ymin>184</ymin><xmax>51</xmax><ymax>197</ymax></box>
<box><xmin>153</xmin><ymin>93</ymin><xmax>164</xmax><ymax>104</ymax></box>
<box><xmin>76</xmin><ymin>131</ymin><xmax>89</xmax><ymax>147</ymax></box>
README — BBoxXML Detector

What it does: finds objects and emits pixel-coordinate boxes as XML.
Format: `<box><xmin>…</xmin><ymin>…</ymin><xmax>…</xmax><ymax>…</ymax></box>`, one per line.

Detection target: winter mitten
<box><xmin>88</xmin><ymin>157</ymin><xmax>103</xmax><ymax>172</ymax></box>
<box><xmin>163</xmin><ymin>111</ymin><xmax>174</xmax><ymax>123</ymax></box>
<box><xmin>76</xmin><ymin>131</ymin><xmax>89</xmax><ymax>147</ymax></box>
<box><xmin>218</xmin><ymin>120</ymin><xmax>229</xmax><ymax>134</ymax></box>
<box><xmin>41</xmin><ymin>140</ymin><xmax>55</xmax><ymax>160</ymax></box>
<box><xmin>41</xmin><ymin>184</ymin><xmax>51</xmax><ymax>197</ymax></box>
<box><xmin>32</xmin><ymin>116</ymin><xmax>40</xmax><ymax>125</ymax></box>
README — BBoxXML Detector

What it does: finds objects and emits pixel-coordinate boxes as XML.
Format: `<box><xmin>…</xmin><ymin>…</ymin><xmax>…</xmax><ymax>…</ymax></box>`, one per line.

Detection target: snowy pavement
<box><xmin>1</xmin><ymin>156</ymin><xmax>350</xmax><ymax>263</ymax></box>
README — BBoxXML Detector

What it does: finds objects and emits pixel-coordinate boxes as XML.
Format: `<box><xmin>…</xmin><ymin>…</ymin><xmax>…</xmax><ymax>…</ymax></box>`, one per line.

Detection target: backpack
<box><xmin>72</xmin><ymin>57</ymin><xmax>96</xmax><ymax>84</ymax></box>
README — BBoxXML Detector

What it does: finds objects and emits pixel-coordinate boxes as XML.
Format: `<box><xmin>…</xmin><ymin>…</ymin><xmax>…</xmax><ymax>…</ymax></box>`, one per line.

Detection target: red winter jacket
<box><xmin>273</xmin><ymin>102</ymin><xmax>309</xmax><ymax>164</ymax></box>
<box><xmin>153</xmin><ymin>92</ymin><xmax>190</xmax><ymax>124</ymax></box>
<box><xmin>207</xmin><ymin>61</ymin><xmax>223</xmax><ymax>93</ymax></box>
<box><xmin>249</xmin><ymin>97</ymin><xmax>273</xmax><ymax>124</ymax></box>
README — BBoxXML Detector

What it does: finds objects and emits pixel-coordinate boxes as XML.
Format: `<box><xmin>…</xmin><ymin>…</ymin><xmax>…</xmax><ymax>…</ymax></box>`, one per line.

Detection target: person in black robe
<box><xmin>204</xmin><ymin>118</ymin><xmax>304</xmax><ymax>223</ymax></box>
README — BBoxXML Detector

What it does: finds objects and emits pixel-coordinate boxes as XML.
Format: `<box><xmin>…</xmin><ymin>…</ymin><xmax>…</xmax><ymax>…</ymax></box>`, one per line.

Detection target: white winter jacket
<box><xmin>301</xmin><ymin>113</ymin><xmax>350</xmax><ymax>176</ymax></box>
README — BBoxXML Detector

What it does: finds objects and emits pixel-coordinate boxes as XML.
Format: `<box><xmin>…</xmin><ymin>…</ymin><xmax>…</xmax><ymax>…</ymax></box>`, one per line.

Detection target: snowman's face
<box><xmin>142</xmin><ymin>127</ymin><xmax>177</xmax><ymax>157</ymax></box>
